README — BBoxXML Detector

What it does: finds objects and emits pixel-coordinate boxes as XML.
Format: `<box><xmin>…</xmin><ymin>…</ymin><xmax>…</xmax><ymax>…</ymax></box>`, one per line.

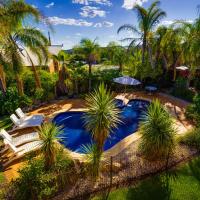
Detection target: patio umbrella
<box><xmin>113</xmin><ymin>76</ymin><xmax>141</xmax><ymax>92</ymax></box>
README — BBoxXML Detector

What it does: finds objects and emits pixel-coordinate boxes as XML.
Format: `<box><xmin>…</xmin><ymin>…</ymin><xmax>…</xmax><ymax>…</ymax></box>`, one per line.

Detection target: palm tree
<box><xmin>0</xmin><ymin>54</ymin><xmax>8</xmax><ymax>95</ymax></box>
<box><xmin>161</xmin><ymin>27</ymin><xmax>184</xmax><ymax>81</ymax></box>
<box><xmin>53</xmin><ymin>51</ymin><xmax>70</xmax><ymax>96</ymax></box>
<box><xmin>139</xmin><ymin>100</ymin><xmax>176</xmax><ymax>160</ymax></box>
<box><xmin>39</xmin><ymin>123</ymin><xmax>63</xmax><ymax>170</ymax></box>
<box><xmin>178</xmin><ymin>18</ymin><xmax>200</xmax><ymax>82</ymax></box>
<box><xmin>118</xmin><ymin>0</ymin><xmax>166</xmax><ymax>66</ymax></box>
<box><xmin>75</xmin><ymin>38</ymin><xmax>99</xmax><ymax>92</ymax></box>
<box><xmin>82</xmin><ymin>144</ymin><xmax>103</xmax><ymax>178</ymax></box>
<box><xmin>83</xmin><ymin>83</ymin><xmax>121</xmax><ymax>153</ymax></box>
<box><xmin>113</xmin><ymin>46</ymin><xmax>128</xmax><ymax>73</ymax></box>
<box><xmin>0</xmin><ymin>1</ymin><xmax>49</xmax><ymax>95</ymax></box>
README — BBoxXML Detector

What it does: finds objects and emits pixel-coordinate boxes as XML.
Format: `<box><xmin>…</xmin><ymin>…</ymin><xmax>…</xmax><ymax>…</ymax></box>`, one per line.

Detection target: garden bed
<box><xmin>53</xmin><ymin>141</ymin><xmax>198</xmax><ymax>200</ymax></box>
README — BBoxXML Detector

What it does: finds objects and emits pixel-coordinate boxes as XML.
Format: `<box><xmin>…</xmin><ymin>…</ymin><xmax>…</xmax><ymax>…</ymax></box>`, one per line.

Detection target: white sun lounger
<box><xmin>15</xmin><ymin>108</ymin><xmax>44</xmax><ymax>121</ymax></box>
<box><xmin>10</xmin><ymin>114</ymin><xmax>43</xmax><ymax>130</ymax></box>
<box><xmin>0</xmin><ymin>129</ymin><xmax>40</xmax><ymax>153</ymax></box>
<box><xmin>2</xmin><ymin>139</ymin><xmax>42</xmax><ymax>167</ymax></box>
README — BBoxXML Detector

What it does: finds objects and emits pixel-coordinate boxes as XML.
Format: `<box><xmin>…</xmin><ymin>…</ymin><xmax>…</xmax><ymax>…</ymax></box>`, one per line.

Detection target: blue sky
<box><xmin>26</xmin><ymin>0</ymin><xmax>200</xmax><ymax>49</ymax></box>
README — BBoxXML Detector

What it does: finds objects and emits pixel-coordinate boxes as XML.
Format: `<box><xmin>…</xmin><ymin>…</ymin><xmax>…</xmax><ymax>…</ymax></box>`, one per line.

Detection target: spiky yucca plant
<box><xmin>82</xmin><ymin>144</ymin><xmax>103</xmax><ymax>179</ymax></box>
<box><xmin>39</xmin><ymin>123</ymin><xmax>63</xmax><ymax>170</ymax></box>
<box><xmin>139</xmin><ymin>99</ymin><xmax>176</xmax><ymax>160</ymax></box>
<box><xmin>83</xmin><ymin>83</ymin><xmax>121</xmax><ymax>153</ymax></box>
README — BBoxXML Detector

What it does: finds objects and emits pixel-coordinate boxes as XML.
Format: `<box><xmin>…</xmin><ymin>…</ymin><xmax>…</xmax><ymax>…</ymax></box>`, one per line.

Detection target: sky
<box><xmin>26</xmin><ymin>0</ymin><xmax>200</xmax><ymax>49</ymax></box>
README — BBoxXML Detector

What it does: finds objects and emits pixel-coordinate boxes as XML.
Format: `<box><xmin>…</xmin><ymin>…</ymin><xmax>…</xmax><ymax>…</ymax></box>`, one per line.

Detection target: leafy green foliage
<box><xmin>23</xmin><ymin>69</ymin><xmax>57</xmax><ymax>101</ymax></box>
<box><xmin>83</xmin><ymin>83</ymin><xmax>121</xmax><ymax>152</ymax></box>
<box><xmin>6</xmin><ymin>150</ymin><xmax>73</xmax><ymax>200</ymax></box>
<box><xmin>0</xmin><ymin>116</ymin><xmax>12</xmax><ymax>130</ymax></box>
<box><xmin>185</xmin><ymin>94</ymin><xmax>200</xmax><ymax>126</ymax></box>
<box><xmin>139</xmin><ymin>100</ymin><xmax>176</xmax><ymax>160</ymax></box>
<box><xmin>179</xmin><ymin>128</ymin><xmax>200</xmax><ymax>150</ymax></box>
<box><xmin>0</xmin><ymin>87</ymin><xmax>32</xmax><ymax>115</ymax></box>
<box><xmin>171</xmin><ymin>77</ymin><xmax>195</xmax><ymax>102</ymax></box>
<box><xmin>194</xmin><ymin>78</ymin><xmax>200</xmax><ymax>91</ymax></box>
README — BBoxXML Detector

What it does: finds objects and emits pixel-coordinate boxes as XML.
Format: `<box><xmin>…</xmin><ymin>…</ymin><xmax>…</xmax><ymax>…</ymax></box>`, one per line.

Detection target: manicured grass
<box><xmin>93</xmin><ymin>157</ymin><xmax>200</xmax><ymax>200</ymax></box>
<box><xmin>0</xmin><ymin>116</ymin><xmax>12</xmax><ymax>130</ymax></box>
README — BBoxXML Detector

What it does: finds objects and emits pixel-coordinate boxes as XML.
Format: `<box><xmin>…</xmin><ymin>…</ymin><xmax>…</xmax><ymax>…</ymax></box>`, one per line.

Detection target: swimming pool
<box><xmin>53</xmin><ymin>99</ymin><xmax>150</xmax><ymax>153</ymax></box>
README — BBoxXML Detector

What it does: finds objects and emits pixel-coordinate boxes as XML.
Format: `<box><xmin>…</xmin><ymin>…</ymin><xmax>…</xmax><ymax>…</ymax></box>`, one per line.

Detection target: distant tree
<box><xmin>52</xmin><ymin>51</ymin><xmax>70</xmax><ymax>96</ymax></box>
<box><xmin>74</xmin><ymin>38</ymin><xmax>99</xmax><ymax>92</ymax></box>
<box><xmin>118</xmin><ymin>0</ymin><xmax>166</xmax><ymax>66</ymax></box>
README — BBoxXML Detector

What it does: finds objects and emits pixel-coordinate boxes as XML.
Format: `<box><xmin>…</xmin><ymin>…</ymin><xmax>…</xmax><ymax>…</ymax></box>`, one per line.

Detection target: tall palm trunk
<box><xmin>142</xmin><ymin>33</ymin><xmax>147</xmax><ymax>64</ymax></box>
<box><xmin>32</xmin><ymin>64</ymin><xmax>42</xmax><ymax>89</ymax></box>
<box><xmin>119</xmin><ymin>62</ymin><xmax>123</xmax><ymax>72</ymax></box>
<box><xmin>172</xmin><ymin>52</ymin><xmax>180</xmax><ymax>81</ymax></box>
<box><xmin>147</xmin><ymin>43</ymin><xmax>155</xmax><ymax>69</ymax></box>
<box><xmin>16</xmin><ymin>74</ymin><xmax>24</xmax><ymax>96</ymax></box>
<box><xmin>27</xmin><ymin>52</ymin><xmax>42</xmax><ymax>89</ymax></box>
<box><xmin>0</xmin><ymin>65</ymin><xmax>6</xmax><ymax>94</ymax></box>
<box><xmin>88</xmin><ymin>63</ymin><xmax>92</xmax><ymax>92</ymax></box>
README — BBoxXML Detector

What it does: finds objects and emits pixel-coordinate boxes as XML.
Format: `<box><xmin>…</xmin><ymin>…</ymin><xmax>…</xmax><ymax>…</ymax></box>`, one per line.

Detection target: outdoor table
<box><xmin>145</xmin><ymin>86</ymin><xmax>157</xmax><ymax>94</ymax></box>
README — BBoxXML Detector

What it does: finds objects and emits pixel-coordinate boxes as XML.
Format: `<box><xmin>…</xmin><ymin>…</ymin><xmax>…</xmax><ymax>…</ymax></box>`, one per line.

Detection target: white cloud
<box><xmin>103</xmin><ymin>21</ymin><xmax>113</xmax><ymax>27</ymax></box>
<box><xmin>75</xmin><ymin>33</ymin><xmax>82</xmax><ymax>36</ymax></box>
<box><xmin>94</xmin><ymin>21</ymin><xmax>114</xmax><ymax>28</ymax></box>
<box><xmin>31</xmin><ymin>4</ymin><xmax>38</xmax><ymax>9</ymax></box>
<box><xmin>122</xmin><ymin>0</ymin><xmax>148</xmax><ymax>10</ymax></box>
<box><xmin>72</xmin><ymin>0</ymin><xmax>112</xmax><ymax>6</ymax></box>
<box><xmin>46</xmin><ymin>2</ymin><xmax>55</xmax><ymax>8</ymax></box>
<box><xmin>94</xmin><ymin>23</ymin><xmax>102</xmax><ymax>28</ymax></box>
<box><xmin>80</xmin><ymin>6</ymin><xmax>106</xmax><ymax>18</ymax></box>
<box><xmin>47</xmin><ymin>16</ymin><xmax>93</xmax><ymax>26</ymax></box>
<box><xmin>159</xmin><ymin>20</ymin><xmax>194</xmax><ymax>26</ymax></box>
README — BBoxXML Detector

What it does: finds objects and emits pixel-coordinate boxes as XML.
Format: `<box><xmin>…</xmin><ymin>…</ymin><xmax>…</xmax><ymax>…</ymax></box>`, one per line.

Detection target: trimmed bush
<box><xmin>185</xmin><ymin>94</ymin><xmax>200</xmax><ymax>126</ymax></box>
<box><xmin>179</xmin><ymin>128</ymin><xmax>200</xmax><ymax>150</ymax></box>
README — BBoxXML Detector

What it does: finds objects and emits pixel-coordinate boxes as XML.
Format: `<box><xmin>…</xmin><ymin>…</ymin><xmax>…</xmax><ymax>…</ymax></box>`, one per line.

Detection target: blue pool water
<box><xmin>53</xmin><ymin>99</ymin><xmax>150</xmax><ymax>153</ymax></box>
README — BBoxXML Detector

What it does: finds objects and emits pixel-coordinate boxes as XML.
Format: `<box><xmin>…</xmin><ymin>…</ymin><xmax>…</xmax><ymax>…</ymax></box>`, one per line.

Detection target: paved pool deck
<box><xmin>2</xmin><ymin>92</ymin><xmax>193</xmax><ymax>182</ymax></box>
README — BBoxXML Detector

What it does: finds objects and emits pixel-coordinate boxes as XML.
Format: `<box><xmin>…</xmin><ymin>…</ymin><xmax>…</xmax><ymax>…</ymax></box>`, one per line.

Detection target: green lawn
<box><xmin>93</xmin><ymin>157</ymin><xmax>200</xmax><ymax>200</ymax></box>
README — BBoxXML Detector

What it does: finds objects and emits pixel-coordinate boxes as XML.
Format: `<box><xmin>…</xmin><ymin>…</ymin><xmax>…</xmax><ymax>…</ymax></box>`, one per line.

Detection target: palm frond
<box><xmin>117</xmin><ymin>24</ymin><xmax>140</xmax><ymax>35</ymax></box>
<box><xmin>83</xmin><ymin>83</ymin><xmax>121</xmax><ymax>151</ymax></box>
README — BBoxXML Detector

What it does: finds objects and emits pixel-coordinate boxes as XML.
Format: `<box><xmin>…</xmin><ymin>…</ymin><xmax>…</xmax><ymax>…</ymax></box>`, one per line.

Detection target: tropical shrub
<box><xmin>179</xmin><ymin>128</ymin><xmax>200</xmax><ymax>150</ymax></box>
<box><xmin>23</xmin><ymin>69</ymin><xmax>57</xmax><ymax>102</ymax></box>
<box><xmin>185</xmin><ymin>94</ymin><xmax>200</xmax><ymax>126</ymax></box>
<box><xmin>194</xmin><ymin>78</ymin><xmax>200</xmax><ymax>91</ymax></box>
<box><xmin>171</xmin><ymin>77</ymin><xmax>195</xmax><ymax>102</ymax></box>
<box><xmin>5</xmin><ymin>150</ymin><xmax>73</xmax><ymax>200</ymax></box>
<box><xmin>0</xmin><ymin>87</ymin><xmax>32</xmax><ymax>115</ymax></box>
<box><xmin>139</xmin><ymin>100</ymin><xmax>176</xmax><ymax>160</ymax></box>
<box><xmin>39</xmin><ymin>123</ymin><xmax>64</xmax><ymax>170</ymax></box>
<box><xmin>83</xmin><ymin>83</ymin><xmax>121</xmax><ymax>152</ymax></box>
<box><xmin>82</xmin><ymin>144</ymin><xmax>103</xmax><ymax>178</ymax></box>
